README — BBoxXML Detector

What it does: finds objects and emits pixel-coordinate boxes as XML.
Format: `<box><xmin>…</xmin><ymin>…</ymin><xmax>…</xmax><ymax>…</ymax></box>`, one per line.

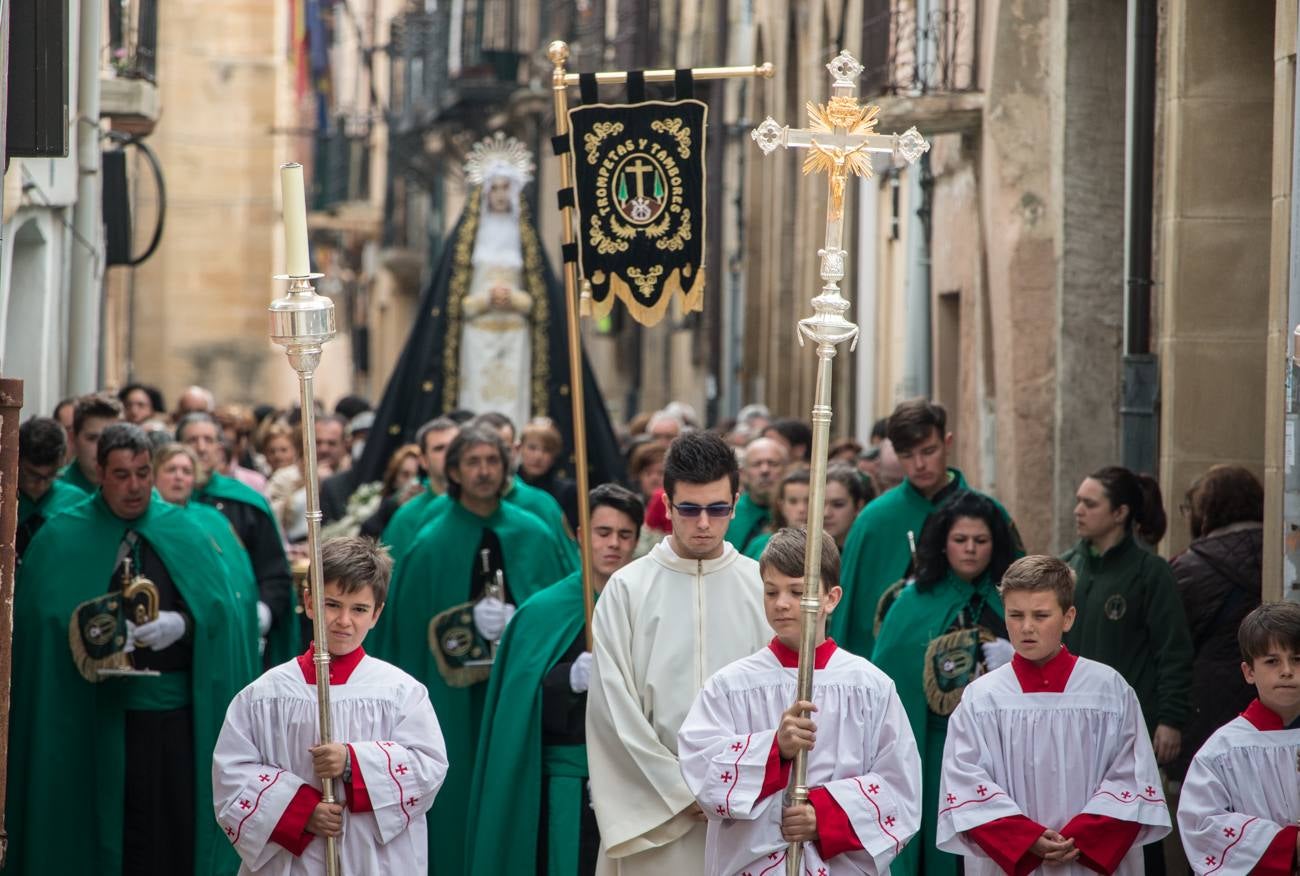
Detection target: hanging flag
<box><xmin>567</xmin><ymin>99</ymin><xmax>707</xmax><ymax>327</ymax></box>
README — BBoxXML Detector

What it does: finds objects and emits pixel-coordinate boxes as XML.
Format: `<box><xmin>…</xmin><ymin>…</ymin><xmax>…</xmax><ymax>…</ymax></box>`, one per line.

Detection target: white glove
<box><xmin>133</xmin><ymin>610</ymin><xmax>187</xmax><ymax>651</ymax></box>
<box><xmin>472</xmin><ymin>597</ymin><xmax>515</xmax><ymax>641</ymax></box>
<box><xmin>257</xmin><ymin>601</ymin><xmax>273</xmax><ymax>636</ymax></box>
<box><xmin>981</xmin><ymin>637</ymin><xmax>1015</xmax><ymax>671</ymax></box>
<box><xmin>569</xmin><ymin>651</ymin><xmax>593</xmax><ymax>694</ymax></box>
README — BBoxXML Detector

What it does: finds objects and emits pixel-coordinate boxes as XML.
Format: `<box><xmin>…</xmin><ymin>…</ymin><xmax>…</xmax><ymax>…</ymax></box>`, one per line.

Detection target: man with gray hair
<box><xmin>369</xmin><ymin>424</ymin><xmax>572</xmax><ymax>875</ymax></box>
<box><xmin>179</xmin><ymin>412</ymin><xmax>294</xmax><ymax>665</ymax></box>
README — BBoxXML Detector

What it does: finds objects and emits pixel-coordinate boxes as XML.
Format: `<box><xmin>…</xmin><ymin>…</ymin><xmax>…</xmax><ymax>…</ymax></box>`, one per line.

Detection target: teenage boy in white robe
<box><xmin>587</xmin><ymin>430</ymin><xmax>770</xmax><ymax>875</ymax></box>
<box><xmin>213</xmin><ymin>536</ymin><xmax>448</xmax><ymax>875</ymax></box>
<box><xmin>678</xmin><ymin>526</ymin><xmax>922</xmax><ymax>875</ymax></box>
<box><xmin>937</xmin><ymin>555</ymin><xmax>1169</xmax><ymax>876</ymax></box>
<box><xmin>1177</xmin><ymin>601</ymin><xmax>1300</xmax><ymax>873</ymax></box>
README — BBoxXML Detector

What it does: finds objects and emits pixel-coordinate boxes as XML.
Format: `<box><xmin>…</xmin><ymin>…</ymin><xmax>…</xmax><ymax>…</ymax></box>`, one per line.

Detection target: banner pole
<box><xmin>549</xmin><ymin>41</ymin><xmax>598</xmax><ymax>651</ymax></box>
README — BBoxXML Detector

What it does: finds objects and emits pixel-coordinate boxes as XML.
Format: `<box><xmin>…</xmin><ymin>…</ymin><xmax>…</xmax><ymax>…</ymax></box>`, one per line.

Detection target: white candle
<box><xmin>280</xmin><ymin>162</ymin><xmax>310</xmax><ymax>276</ymax></box>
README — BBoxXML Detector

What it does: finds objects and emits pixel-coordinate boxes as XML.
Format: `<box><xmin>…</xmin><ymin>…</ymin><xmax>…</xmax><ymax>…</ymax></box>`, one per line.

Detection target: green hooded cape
<box><xmin>18</xmin><ymin>479</ymin><xmax>88</xmax><ymax>529</ymax></box>
<box><xmin>871</xmin><ymin>570</ymin><xmax>1003</xmax><ymax>876</ymax></box>
<box><xmin>59</xmin><ymin>460</ymin><xmax>96</xmax><ymax>494</ymax></box>
<box><xmin>368</xmin><ymin>498</ymin><xmax>570</xmax><ymax>875</ymax></box>
<box><xmin>725</xmin><ymin>491</ymin><xmax>770</xmax><ymax>552</ymax></box>
<box><xmin>194</xmin><ymin>471</ymin><xmax>299</xmax><ymax>664</ymax></box>
<box><xmin>6</xmin><ymin>493</ymin><xmax>255</xmax><ymax>876</ymax></box>
<box><xmin>179</xmin><ymin>500</ymin><xmax>261</xmax><ymax>672</ymax></box>
<box><xmin>465</xmin><ymin>571</ymin><xmax>591</xmax><ymax>873</ymax></box>
<box><xmin>384</xmin><ymin>476</ymin><xmax>579</xmax><ymax>574</ymax></box>
<box><xmin>832</xmin><ymin>470</ymin><xmax>1022</xmax><ymax>655</ymax></box>
<box><xmin>380</xmin><ymin>480</ymin><xmax>441</xmax><ymax>563</ymax></box>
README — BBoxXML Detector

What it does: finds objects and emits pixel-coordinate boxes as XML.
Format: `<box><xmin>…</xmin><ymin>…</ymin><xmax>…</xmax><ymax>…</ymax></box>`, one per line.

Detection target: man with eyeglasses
<box><xmin>586</xmin><ymin>431</ymin><xmax>768</xmax><ymax>875</ymax></box>
<box><xmin>17</xmin><ymin>416</ymin><xmax>89</xmax><ymax>560</ymax></box>
<box><xmin>725</xmin><ymin>435</ymin><xmax>789</xmax><ymax>553</ymax></box>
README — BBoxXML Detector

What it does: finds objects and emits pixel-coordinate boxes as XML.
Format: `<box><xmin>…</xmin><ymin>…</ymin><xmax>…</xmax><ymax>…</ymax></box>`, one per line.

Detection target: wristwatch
<box><xmin>341</xmin><ymin>754</ymin><xmax>352</xmax><ymax>785</ymax></box>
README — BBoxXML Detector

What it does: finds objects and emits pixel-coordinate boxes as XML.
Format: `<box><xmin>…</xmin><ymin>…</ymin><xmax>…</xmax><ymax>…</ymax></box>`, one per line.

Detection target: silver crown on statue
<box><xmin>464</xmin><ymin>132</ymin><xmax>536</xmax><ymax>187</ymax></box>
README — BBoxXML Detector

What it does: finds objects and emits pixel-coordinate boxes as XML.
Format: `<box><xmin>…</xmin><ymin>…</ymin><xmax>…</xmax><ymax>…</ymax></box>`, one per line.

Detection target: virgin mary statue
<box><xmin>355</xmin><ymin>132</ymin><xmax>624</xmax><ymax>486</ymax></box>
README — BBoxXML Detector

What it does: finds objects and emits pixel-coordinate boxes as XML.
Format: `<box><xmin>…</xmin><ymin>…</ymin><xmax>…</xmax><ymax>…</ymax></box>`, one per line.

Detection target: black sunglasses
<box><xmin>670</xmin><ymin>501</ymin><xmax>734</xmax><ymax>518</ymax></box>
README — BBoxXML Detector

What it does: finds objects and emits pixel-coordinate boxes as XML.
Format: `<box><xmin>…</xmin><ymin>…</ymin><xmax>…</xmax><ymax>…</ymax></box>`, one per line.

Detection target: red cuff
<box><xmin>759</xmin><ymin>737</ymin><xmax>792</xmax><ymax>801</ymax></box>
<box><xmin>1254</xmin><ymin>825</ymin><xmax>1300</xmax><ymax>876</ymax></box>
<box><xmin>343</xmin><ymin>744</ymin><xmax>373</xmax><ymax>814</ymax></box>
<box><xmin>1060</xmin><ymin>813</ymin><xmax>1140</xmax><ymax>875</ymax></box>
<box><xmin>967</xmin><ymin>815</ymin><xmax>1047</xmax><ymax>876</ymax></box>
<box><xmin>270</xmin><ymin>783</ymin><xmax>322</xmax><ymax>856</ymax></box>
<box><xmin>808</xmin><ymin>786</ymin><xmax>864</xmax><ymax>860</ymax></box>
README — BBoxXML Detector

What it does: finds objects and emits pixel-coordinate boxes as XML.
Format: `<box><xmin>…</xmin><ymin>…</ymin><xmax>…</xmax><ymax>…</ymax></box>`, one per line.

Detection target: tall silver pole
<box><xmin>269</xmin><ymin>165</ymin><xmax>341</xmax><ymax>876</ymax></box>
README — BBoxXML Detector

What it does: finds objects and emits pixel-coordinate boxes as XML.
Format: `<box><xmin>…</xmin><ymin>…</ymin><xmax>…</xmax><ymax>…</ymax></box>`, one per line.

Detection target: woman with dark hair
<box><xmin>1063</xmin><ymin>465</ymin><xmax>1192</xmax><ymax>873</ymax></box>
<box><xmin>871</xmin><ymin>491</ymin><xmax>1016</xmax><ymax>876</ymax></box>
<box><xmin>1167</xmin><ymin>465</ymin><xmax>1264</xmax><ymax>782</ymax></box>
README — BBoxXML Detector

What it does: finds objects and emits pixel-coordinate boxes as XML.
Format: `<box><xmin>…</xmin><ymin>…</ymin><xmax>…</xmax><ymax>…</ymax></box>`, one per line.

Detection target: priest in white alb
<box><xmin>937</xmin><ymin>556</ymin><xmax>1169</xmax><ymax>876</ymax></box>
<box><xmin>213</xmin><ymin>537</ymin><xmax>448</xmax><ymax>874</ymax></box>
<box><xmin>678</xmin><ymin>526</ymin><xmax>921</xmax><ymax>874</ymax></box>
<box><xmin>1177</xmin><ymin>601</ymin><xmax>1300</xmax><ymax>874</ymax></box>
<box><xmin>587</xmin><ymin>431</ymin><xmax>770</xmax><ymax>874</ymax></box>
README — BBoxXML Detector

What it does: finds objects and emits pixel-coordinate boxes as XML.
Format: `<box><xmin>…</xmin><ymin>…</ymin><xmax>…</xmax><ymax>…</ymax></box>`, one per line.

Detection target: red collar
<box><xmin>1240</xmin><ymin>698</ymin><xmax>1300</xmax><ymax>731</ymax></box>
<box><xmin>1011</xmin><ymin>645</ymin><xmax>1078</xmax><ymax>693</ymax></box>
<box><xmin>297</xmin><ymin>645</ymin><xmax>366</xmax><ymax>685</ymax></box>
<box><xmin>768</xmin><ymin>637</ymin><xmax>837</xmax><ymax>670</ymax></box>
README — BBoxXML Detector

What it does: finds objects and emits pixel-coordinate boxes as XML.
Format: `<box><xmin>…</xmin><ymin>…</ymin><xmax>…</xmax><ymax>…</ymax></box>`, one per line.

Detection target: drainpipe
<box><xmin>1280</xmin><ymin>5</ymin><xmax>1300</xmax><ymax>601</ymax></box>
<box><xmin>901</xmin><ymin>153</ymin><xmax>932</xmax><ymax>399</ymax></box>
<box><xmin>67</xmin><ymin>0</ymin><xmax>104</xmax><ymax>393</ymax></box>
<box><xmin>1120</xmin><ymin>0</ymin><xmax>1158</xmax><ymax>475</ymax></box>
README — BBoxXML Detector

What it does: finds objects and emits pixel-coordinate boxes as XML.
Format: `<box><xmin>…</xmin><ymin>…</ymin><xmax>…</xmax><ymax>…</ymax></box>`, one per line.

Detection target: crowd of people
<box><xmin>9</xmin><ymin>381</ymin><xmax>1282</xmax><ymax>876</ymax></box>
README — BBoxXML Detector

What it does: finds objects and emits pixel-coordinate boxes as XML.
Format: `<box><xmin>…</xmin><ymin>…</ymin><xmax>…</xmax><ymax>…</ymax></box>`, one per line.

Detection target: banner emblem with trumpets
<box><xmin>567</xmin><ymin>99</ymin><xmax>707</xmax><ymax>326</ymax></box>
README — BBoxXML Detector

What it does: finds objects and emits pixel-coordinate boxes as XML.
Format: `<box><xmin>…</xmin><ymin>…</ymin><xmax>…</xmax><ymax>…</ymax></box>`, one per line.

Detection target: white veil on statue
<box><xmin>457</xmin><ymin>134</ymin><xmax>537</xmax><ymax>429</ymax></box>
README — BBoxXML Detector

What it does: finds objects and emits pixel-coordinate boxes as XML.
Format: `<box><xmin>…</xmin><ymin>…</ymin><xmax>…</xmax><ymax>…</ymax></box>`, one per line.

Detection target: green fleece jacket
<box><xmin>1063</xmin><ymin>534</ymin><xmax>1193</xmax><ymax>732</ymax></box>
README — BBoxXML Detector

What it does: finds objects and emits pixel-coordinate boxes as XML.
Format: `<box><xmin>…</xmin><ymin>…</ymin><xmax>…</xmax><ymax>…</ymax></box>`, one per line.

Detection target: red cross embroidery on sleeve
<box><xmin>1205</xmin><ymin>857</ymin><xmax>1216</xmax><ymax>866</ymax></box>
<box><xmin>239</xmin><ymin>799</ymin><xmax>251</xmax><ymax>809</ymax></box>
<box><xmin>885</xmin><ymin>815</ymin><xmax>896</xmax><ymax>827</ymax></box>
<box><xmin>407</xmin><ymin>796</ymin><xmax>419</xmax><ymax>807</ymax></box>
<box><xmin>946</xmin><ymin>793</ymin><xmax>956</xmax><ymax>803</ymax></box>
<box><xmin>769</xmin><ymin>853</ymin><xmax>779</xmax><ymax>860</ymax></box>
<box><xmin>1145</xmin><ymin>786</ymin><xmax>1157</xmax><ymax>797</ymax></box>
<box><xmin>818</xmin><ymin>869</ymin><xmax>827</xmax><ymax>876</ymax></box>
<box><xmin>1120</xmin><ymin>791</ymin><xmax>1132</xmax><ymax>799</ymax></box>
<box><xmin>720</xmin><ymin>771</ymin><xmax>732</xmax><ymax>782</ymax></box>
<box><xmin>716</xmin><ymin>805</ymin><xmax>727</xmax><ymax>815</ymax></box>
<box><xmin>225</xmin><ymin>827</ymin><xmax>235</xmax><ymax>838</ymax></box>
<box><xmin>259</xmin><ymin>774</ymin><xmax>270</xmax><ymax>783</ymax></box>
<box><xmin>732</xmin><ymin>741</ymin><xmax>744</xmax><ymax>751</ymax></box>
<box><xmin>976</xmin><ymin>785</ymin><xmax>987</xmax><ymax>796</ymax></box>
<box><xmin>867</xmin><ymin>784</ymin><xmax>879</xmax><ymax>794</ymax></box>
<box><xmin>395</xmin><ymin>763</ymin><xmax>409</xmax><ymax>775</ymax></box>
<box><xmin>1223</xmin><ymin>827</ymin><xmax>1235</xmax><ymax>837</ymax></box>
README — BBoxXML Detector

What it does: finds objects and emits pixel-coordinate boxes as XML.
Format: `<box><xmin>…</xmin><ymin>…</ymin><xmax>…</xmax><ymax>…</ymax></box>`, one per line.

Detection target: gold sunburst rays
<box><xmin>800</xmin><ymin>97</ymin><xmax>880</xmax><ymax>186</ymax></box>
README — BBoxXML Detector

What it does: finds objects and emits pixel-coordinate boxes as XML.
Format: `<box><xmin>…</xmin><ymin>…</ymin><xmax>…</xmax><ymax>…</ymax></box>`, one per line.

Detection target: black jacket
<box><xmin>1168</xmin><ymin>522</ymin><xmax>1263</xmax><ymax>779</ymax></box>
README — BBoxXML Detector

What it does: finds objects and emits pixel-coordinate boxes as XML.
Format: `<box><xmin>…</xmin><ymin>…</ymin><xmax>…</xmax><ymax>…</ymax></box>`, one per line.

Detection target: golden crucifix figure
<box><xmin>752</xmin><ymin>50</ymin><xmax>929</xmax><ymax>876</ymax></box>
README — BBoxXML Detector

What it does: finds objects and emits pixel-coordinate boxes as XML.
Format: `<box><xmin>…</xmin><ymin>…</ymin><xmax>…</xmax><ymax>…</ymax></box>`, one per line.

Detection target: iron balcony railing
<box><xmin>861</xmin><ymin>0</ymin><xmax>980</xmax><ymax>97</ymax></box>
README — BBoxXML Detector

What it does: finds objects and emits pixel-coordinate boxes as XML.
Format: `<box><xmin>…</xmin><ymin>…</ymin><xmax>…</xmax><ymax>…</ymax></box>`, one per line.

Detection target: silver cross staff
<box><xmin>751</xmin><ymin>50</ymin><xmax>928</xmax><ymax>876</ymax></box>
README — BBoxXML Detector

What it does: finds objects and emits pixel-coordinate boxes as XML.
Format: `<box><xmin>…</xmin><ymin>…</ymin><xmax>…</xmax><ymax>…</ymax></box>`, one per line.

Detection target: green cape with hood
<box><xmin>465</xmin><ymin>571</ymin><xmax>592</xmax><ymax>874</ymax></box>
<box><xmin>368</xmin><ymin>498</ymin><xmax>570</xmax><ymax>875</ymax></box>
<box><xmin>6</xmin><ymin>493</ymin><xmax>255</xmax><ymax>876</ymax></box>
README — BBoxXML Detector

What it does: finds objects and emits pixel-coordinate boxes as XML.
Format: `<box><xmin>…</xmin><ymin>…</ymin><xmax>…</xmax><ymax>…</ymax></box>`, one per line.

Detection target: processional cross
<box><xmin>751</xmin><ymin>50</ymin><xmax>929</xmax><ymax>876</ymax></box>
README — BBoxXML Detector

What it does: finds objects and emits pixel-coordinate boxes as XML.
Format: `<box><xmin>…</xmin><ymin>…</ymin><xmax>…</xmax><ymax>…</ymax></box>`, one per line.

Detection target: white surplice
<box><xmin>1177</xmin><ymin>703</ymin><xmax>1300</xmax><ymax>874</ymax></box>
<box><xmin>677</xmin><ymin>641</ymin><xmax>922</xmax><ymax>875</ymax></box>
<box><xmin>936</xmin><ymin>655</ymin><xmax>1170</xmax><ymax>876</ymax></box>
<box><xmin>587</xmin><ymin>538</ymin><xmax>770</xmax><ymax>875</ymax></box>
<box><xmin>212</xmin><ymin>652</ymin><xmax>448</xmax><ymax>875</ymax></box>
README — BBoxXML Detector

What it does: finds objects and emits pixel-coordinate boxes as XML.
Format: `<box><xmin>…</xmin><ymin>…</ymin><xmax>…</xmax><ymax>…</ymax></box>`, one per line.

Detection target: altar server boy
<box><xmin>213</xmin><ymin>536</ymin><xmax>448</xmax><ymax>874</ymax></box>
<box><xmin>678</xmin><ymin>527</ymin><xmax>922</xmax><ymax>875</ymax></box>
<box><xmin>937</xmin><ymin>555</ymin><xmax>1169</xmax><ymax>875</ymax></box>
<box><xmin>1177</xmin><ymin>601</ymin><xmax>1300</xmax><ymax>874</ymax></box>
